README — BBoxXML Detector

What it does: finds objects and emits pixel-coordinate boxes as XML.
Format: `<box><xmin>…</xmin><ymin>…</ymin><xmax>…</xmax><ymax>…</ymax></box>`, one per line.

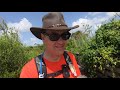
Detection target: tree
<box><xmin>80</xmin><ymin>19</ymin><xmax>120</xmax><ymax>78</ymax></box>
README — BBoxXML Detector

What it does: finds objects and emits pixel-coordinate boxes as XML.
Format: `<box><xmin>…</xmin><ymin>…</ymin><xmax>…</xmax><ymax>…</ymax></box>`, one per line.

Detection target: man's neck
<box><xmin>43</xmin><ymin>51</ymin><xmax>61</xmax><ymax>62</ymax></box>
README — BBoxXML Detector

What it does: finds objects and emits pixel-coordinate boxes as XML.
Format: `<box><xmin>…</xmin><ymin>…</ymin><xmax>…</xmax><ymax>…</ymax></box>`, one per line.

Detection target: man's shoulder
<box><xmin>20</xmin><ymin>58</ymin><xmax>38</xmax><ymax>78</ymax></box>
<box><xmin>22</xmin><ymin>58</ymin><xmax>35</xmax><ymax>69</ymax></box>
<box><xmin>65</xmin><ymin>50</ymin><xmax>75</xmax><ymax>57</ymax></box>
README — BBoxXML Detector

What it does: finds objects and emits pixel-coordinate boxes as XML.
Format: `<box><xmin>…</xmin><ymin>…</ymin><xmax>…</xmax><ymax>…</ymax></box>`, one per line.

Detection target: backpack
<box><xmin>34</xmin><ymin>51</ymin><xmax>77</xmax><ymax>78</ymax></box>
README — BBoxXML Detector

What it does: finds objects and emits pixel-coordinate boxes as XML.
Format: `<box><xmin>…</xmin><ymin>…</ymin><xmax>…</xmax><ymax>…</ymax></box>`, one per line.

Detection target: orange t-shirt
<box><xmin>20</xmin><ymin>52</ymin><xmax>81</xmax><ymax>78</ymax></box>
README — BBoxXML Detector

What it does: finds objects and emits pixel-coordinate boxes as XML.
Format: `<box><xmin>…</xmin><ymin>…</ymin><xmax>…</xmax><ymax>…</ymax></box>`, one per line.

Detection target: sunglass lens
<box><xmin>45</xmin><ymin>32</ymin><xmax>71</xmax><ymax>41</ymax></box>
<box><xmin>62</xmin><ymin>32</ymin><xmax>71</xmax><ymax>40</ymax></box>
<box><xmin>49</xmin><ymin>33</ymin><xmax>60</xmax><ymax>41</ymax></box>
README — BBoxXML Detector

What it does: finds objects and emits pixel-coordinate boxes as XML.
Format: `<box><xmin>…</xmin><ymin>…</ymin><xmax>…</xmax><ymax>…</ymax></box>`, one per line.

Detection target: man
<box><xmin>20</xmin><ymin>12</ymin><xmax>81</xmax><ymax>78</ymax></box>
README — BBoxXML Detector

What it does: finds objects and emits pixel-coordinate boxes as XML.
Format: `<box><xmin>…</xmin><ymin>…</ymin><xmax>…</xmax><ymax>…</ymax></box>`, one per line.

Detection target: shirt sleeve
<box><xmin>20</xmin><ymin>59</ymin><xmax>38</xmax><ymax>78</ymax></box>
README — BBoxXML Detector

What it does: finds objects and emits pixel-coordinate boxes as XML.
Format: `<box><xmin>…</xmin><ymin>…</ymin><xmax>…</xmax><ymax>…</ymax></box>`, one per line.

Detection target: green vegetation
<box><xmin>0</xmin><ymin>19</ymin><xmax>44</xmax><ymax>78</ymax></box>
<box><xmin>0</xmin><ymin>17</ymin><xmax>120</xmax><ymax>78</ymax></box>
<box><xmin>67</xmin><ymin>19</ymin><xmax>120</xmax><ymax>78</ymax></box>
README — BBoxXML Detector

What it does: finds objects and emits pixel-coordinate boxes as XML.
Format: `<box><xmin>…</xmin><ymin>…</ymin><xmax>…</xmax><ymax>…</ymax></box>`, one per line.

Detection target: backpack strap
<box><xmin>64</xmin><ymin>51</ymin><xmax>77</xmax><ymax>77</ymax></box>
<box><xmin>35</xmin><ymin>54</ymin><xmax>47</xmax><ymax>78</ymax></box>
<box><xmin>35</xmin><ymin>54</ymin><xmax>63</xmax><ymax>78</ymax></box>
<box><xmin>35</xmin><ymin>51</ymin><xmax>76</xmax><ymax>78</ymax></box>
<box><xmin>46</xmin><ymin>70</ymin><xmax>63</xmax><ymax>78</ymax></box>
<box><xmin>63</xmin><ymin>51</ymin><xmax>72</xmax><ymax>65</ymax></box>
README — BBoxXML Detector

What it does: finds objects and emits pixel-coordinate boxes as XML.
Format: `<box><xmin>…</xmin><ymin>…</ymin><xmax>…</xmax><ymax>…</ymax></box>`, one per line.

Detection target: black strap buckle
<box><xmin>62</xmin><ymin>64</ymin><xmax>70</xmax><ymax>78</ymax></box>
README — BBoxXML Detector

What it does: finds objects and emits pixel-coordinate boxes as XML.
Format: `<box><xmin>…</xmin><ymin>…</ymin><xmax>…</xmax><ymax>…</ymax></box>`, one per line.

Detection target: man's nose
<box><xmin>57</xmin><ymin>37</ymin><xmax>64</xmax><ymax>44</ymax></box>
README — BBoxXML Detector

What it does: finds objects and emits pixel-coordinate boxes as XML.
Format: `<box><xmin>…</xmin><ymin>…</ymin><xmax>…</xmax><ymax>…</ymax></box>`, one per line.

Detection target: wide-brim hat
<box><xmin>30</xmin><ymin>12</ymin><xmax>79</xmax><ymax>40</ymax></box>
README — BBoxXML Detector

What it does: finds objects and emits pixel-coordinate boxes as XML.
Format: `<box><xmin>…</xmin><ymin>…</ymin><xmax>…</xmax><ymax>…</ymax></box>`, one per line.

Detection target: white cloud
<box><xmin>106</xmin><ymin>12</ymin><xmax>116</xmax><ymax>18</ymax></box>
<box><xmin>89</xmin><ymin>12</ymin><xmax>120</xmax><ymax>18</ymax></box>
<box><xmin>72</xmin><ymin>18</ymin><xmax>93</xmax><ymax>33</ymax></box>
<box><xmin>71</xmin><ymin>12</ymin><xmax>120</xmax><ymax>36</ymax></box>
<box><xmin>88</xmin><ymin>12</ymin><xmax>118</xmax><ymax>17</ymax></box>
<box><xmin>7</xmin><ymin>18</ymin><xmax>32</xmax><ymax>32</ymax></box>
<box><xmin>106</xmin><ymin>12</ymin><xmax>120</xmax><ymax>18</ymax></box>
<box><xmin>71</xmin><ymin>17</ymin><xmax>103</xmax><ymax>35</ymax></box>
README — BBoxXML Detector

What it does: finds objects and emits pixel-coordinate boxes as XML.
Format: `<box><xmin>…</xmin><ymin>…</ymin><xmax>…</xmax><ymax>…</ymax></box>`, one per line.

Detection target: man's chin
<box><xmin>56</xmin><ymin>50</ymin><xmax>64</xmax><ymax>56</ymax></box>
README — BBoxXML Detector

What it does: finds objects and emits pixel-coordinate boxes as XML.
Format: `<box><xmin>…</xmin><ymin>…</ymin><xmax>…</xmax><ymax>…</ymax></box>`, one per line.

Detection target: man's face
<box><xmin>42</xmin><ymin>30</ymin><xmax>71</xmax><ymax>55</ymax></box>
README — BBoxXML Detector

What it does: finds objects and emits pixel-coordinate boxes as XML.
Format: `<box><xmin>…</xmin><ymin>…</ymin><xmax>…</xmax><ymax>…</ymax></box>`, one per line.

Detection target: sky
<box><xmin>0</xmin><ymin>12</ymin><xmax>120</xmax><ymax>46</ymax></box>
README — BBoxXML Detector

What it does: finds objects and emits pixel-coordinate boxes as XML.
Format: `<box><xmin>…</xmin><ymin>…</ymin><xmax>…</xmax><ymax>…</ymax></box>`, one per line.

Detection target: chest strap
<box><xmin>35</xmin><ymin>51</ymin><xmax>74</xmax><ymax>78</ymax></box>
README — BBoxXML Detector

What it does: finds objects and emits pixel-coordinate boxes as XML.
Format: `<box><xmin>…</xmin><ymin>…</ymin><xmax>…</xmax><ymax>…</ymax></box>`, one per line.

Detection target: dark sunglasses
<box><xmin>42</xmin><ymin>31</ymin><xmax>71</xmax><ymax>41</ymax></box>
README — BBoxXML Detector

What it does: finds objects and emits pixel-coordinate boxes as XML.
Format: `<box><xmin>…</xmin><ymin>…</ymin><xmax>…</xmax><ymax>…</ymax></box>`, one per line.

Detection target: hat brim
<box><xmin>30</xmin><ymin>25</ymin><xmax>79</xmax><ymax>40</ymax></box>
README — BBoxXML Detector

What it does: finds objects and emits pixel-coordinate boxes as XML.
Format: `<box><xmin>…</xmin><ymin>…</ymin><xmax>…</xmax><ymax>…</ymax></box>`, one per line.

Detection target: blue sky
<box><xmin>0</xmin><ymin>12</ymin><xmax>120</xmax><ymax>46</ymax></box>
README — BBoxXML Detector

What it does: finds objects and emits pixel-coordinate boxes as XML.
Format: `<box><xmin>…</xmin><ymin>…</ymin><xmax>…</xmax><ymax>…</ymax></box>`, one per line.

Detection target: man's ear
<box><xmin>41</xmin><ymin>33</ymin><xmax>44</xmax><ymax>40</ymax></box>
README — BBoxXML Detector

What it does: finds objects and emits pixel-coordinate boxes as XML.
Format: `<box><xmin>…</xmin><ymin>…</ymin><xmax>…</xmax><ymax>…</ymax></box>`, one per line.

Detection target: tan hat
<box><xmin>30</xmin><ymin>12</ymin><xmax>79</xmax><ymax>39</ymax></box>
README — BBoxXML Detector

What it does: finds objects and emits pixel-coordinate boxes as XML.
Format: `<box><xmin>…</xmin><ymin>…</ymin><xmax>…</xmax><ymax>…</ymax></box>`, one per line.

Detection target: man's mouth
<box><xmin>55</xmin><ymin>46</ymin><xmax>64</xmax><ymax>49</ymax></box>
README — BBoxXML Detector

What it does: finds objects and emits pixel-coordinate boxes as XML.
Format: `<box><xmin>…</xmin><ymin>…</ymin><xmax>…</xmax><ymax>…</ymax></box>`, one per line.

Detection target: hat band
<box><xmin>46</xmin><ymin>24</ymin><xmax>67</xmax><ymax>28</ymax></box>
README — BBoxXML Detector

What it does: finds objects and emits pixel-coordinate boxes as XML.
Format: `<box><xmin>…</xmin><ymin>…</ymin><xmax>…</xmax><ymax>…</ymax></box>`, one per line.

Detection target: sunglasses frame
<box><xmin>42</xmin><ymin>31</ymin><xmax>71</xmax><ymax>41</ymax></box>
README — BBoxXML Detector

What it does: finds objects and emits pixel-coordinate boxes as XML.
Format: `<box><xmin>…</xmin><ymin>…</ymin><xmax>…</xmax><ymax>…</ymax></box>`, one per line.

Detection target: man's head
<box><xmin>30</xmin><ymin>12</ymin><xmax>79</xmax><ymax>40</ymax></box>
<box><xmin>30</xmin><ymin>12</ymin><xmax>79</xmax><ymax>55</ymax></box>
<box><xmin>41</xmin><ymin>30</ymin><xmax>69</xmax><ymax>55</ymax></box>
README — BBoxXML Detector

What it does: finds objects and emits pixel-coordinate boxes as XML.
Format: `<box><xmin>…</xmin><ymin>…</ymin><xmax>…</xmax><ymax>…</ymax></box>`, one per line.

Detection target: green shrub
<box><xmin>80</xmin><ymin>19</ymin><xmax>120</xmax><ymax>78</ymax></box>
<box><xmin>0</xmin><ymin>23</ymin><xmax>26</xmax><ymax>77</ymax></box>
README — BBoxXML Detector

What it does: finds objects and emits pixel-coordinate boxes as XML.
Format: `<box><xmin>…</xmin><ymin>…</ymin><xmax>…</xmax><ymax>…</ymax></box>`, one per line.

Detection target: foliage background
<box><xmin>0</xmin><ymin>16</ymin><xmax>120</xmax><ymax>78</ymax></box>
